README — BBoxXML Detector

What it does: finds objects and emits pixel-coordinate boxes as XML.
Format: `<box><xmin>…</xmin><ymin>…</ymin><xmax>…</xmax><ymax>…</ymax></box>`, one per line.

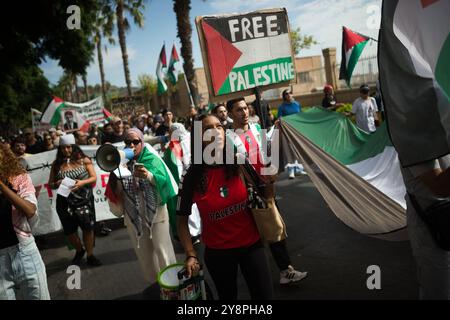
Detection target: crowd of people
<box><xmin>0</xmin><ymin>85</ymin><xmax>395</xmax><ymax>300</ymax></box>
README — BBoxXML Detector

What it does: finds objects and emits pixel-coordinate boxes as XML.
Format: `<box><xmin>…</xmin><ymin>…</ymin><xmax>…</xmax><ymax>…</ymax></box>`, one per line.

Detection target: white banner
<box><xmin>23</xmin><ymin>145</ymin><xmax>118</xmax><ymax>236</ymax></box>
<box><xmin>64</xmin><ymin>97</ymin><xmax>107</xmax><ymax>125</ymax></box>
<box><xmin>31</xmin><ymin>109</ymin><xmax>50</xmax><ymax>135</ymax></box>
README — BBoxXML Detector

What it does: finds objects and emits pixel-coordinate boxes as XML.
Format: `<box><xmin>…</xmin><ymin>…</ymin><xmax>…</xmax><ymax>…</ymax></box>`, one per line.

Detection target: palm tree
<box><xmin>81</xmin><ymin>73</ymin><xmax>89</xmax><ymax>101</ymax></box>
<box><xmin>93</xmin><ymin>10</ymin><xmax>116</xmax><ymax>104</ymax></box>
<box><xmin>73</xmin><ymin>74</ymin><xmax>80</xmax><ymax>102</ymax></box>
<box><xmin>104</xmin><ymin>0</ymin><xmax>146</xmax><ymax>97</ymax></box>
<box><xmin>173</xmin><ymin>0</ymin><xmax>196</xmax><ymax>106</ymax></box>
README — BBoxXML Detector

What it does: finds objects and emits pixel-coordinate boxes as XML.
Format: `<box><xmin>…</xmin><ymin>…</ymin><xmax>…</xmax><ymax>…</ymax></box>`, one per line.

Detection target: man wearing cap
<box><xmin>103</xmin><ymin>117</ymin><xmax>125</xmax><ymax>144</ymax></box>
<box><xmin>277</xmin><ymin>89</ymin><xmax>301</xmax><ymax>119</ymax></box>
<box><xmin>348</xmin><ymin>84</ymin><xmax>379</xmax><ymax>133</ymax></box>
<box><xmin>63</xmin><ymin>111</ymin><xmax>78</xmax><ymax>131</ymax></box>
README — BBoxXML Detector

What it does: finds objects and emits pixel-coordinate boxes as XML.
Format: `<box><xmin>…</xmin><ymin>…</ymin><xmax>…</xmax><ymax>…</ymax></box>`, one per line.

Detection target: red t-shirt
<box><xmin>177</xmin><ymin>166</ymin><xmax>260</xmax><ymax>249</ymax></box>
<box><xmin>238</xmin><ymin>130</ymin><xmax>264</xmax><ymax>175</ymax></box>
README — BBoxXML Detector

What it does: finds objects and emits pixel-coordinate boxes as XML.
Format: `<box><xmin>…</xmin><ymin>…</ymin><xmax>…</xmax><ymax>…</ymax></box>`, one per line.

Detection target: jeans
<box><xmin>0</xmin><ymin>237</ymin><xmax>50</xmax><ymax>300</ymax></box>
<box><xmin>407</xmin><ymin>197</ymin><xmax>450</xmax><ymax>299</ymax></box>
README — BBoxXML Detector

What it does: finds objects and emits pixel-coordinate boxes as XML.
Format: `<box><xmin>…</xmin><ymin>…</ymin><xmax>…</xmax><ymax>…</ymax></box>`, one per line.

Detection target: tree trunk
<box><xmin>116</xmin><ymin>0</ymin><xmax>133</xmax><ymax>96</ymax></box>
<box><xmin>82</xmin><ymin>74</ymin><xmax>89</xmax><ymax>101</ymax></box>
<box><xmin>97</xmin><ymin>36</ymin><xmax>107</xmax><ymax>104</ymax></box>
<box><xmin>173</xmin><ymin>0</ymin><xmax>196</xmax><ymax>106</ymax></box>
<box><xmin>73</xmin><ymin>75</ymin><xmax>80</xmax><ymax>102</ymax></box>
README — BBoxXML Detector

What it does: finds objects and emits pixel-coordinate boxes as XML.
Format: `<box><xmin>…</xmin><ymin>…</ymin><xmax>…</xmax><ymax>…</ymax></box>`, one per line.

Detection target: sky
<box><xmin>40</xmin><ymin>0</ymin><xmax>382</xmax><ymax>88</ymax></box>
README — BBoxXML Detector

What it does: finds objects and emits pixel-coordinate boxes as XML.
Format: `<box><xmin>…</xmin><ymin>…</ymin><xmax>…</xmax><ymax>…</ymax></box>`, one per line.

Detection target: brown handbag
<box><xmin>240</xmin><ymin>165</ymin><xmax>287</xmax><ymax>243</ymax></box>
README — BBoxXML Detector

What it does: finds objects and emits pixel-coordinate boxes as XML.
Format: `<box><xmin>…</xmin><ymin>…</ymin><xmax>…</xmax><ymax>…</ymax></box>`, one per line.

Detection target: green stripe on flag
<box><xmin>157</xmin><ymin>79</ymin><xmax>167</xmax><ymax>95</ymax></box>
<box><xmin>436</xmin><ymin>34</ymin><xmax>450</xmax><ymax>101</ymax></box>
<box><xmin>218</xmin><ymin>57</ymin><xmax>294</xmax><ymax>95</ymax></box>
<box><xmin>346</xmin><ymin>41</ymin><xmax>368</xmax><ymax>86</ymax></box>
<box><xmin>50</xmin><ymin>103</ymin><xmax>65</xmax><ymax>126</ymax></box>
<box><xmin>283</xmin><ymin>107</ymin><xmax>392</xmax><ymax>165</ymax></box>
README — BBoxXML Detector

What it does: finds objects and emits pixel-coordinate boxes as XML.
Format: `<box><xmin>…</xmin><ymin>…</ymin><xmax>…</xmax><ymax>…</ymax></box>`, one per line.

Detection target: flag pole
<box><xmin>182</xmin><ymin>72</ymin><xmax>195</xmax><ymax>107</ymax></box>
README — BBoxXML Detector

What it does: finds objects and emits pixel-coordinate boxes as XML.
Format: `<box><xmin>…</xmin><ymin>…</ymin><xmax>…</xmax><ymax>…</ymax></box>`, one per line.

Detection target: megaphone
<box><xmin>96</xmin><ymin>144</ymin><xmax>135</xmax><ymax>172</ymax></box>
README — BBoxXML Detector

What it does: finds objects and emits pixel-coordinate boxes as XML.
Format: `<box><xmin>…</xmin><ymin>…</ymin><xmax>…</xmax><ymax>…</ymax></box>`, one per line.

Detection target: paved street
<box><xmin>38</xmin><ymin>172</ymin><xmax>418</xmax><ymax>300</ymax></box>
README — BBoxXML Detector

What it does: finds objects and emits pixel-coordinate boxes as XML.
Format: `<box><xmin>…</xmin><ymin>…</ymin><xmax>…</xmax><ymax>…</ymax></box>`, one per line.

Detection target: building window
<box><xmin>298</xmin><ymin>72</ymin><xmax>312</xmax><ymax>83</ymax></box>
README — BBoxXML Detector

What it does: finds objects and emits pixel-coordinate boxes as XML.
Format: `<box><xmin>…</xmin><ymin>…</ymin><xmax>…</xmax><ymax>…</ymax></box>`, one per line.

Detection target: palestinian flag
<box><xmin>280</xmin><ymin>107</ymin><xmax>406</xmax><ymax>240</ymax></box>
<box><xmin>168</xmin><ymin>44</ymin><xmax>180</xmax><ymax>85</ymax></box>
<box><xmin>138</xmin><ymin>144</ymin><xmax>178</xmax><ymax>206</ymax></box>
<box><xmin>40</xmin><ymin>96</ymin><xmax>65</xmax><ymax>125</ymax></box>
<box><xmin>199</xmin><ymin>9</ymin><xmax>295</xmax><ymax>96</ymax></box>
<box><xmin>156</xmin><ymin>44</ymin><xmax>168</xmax><ymax>95</ymax></box>
<box><xmin>379</xmin><ymin>0</ymin><xmax>450</xmax><ymax>167</ymax></box>
<box><xmin>41</xmin><ymin>96</ymin><xmax>91</xmax><ymax>132</ymax></box>
<box><xmin>339</xmin><ymin>26</ymin><xmax>370</xmax><ymax>86</ymax></box>
<box><xmin>162</xmin><ymin>141</ymin><xmax>184</xmax><ymax>238</ymax></box>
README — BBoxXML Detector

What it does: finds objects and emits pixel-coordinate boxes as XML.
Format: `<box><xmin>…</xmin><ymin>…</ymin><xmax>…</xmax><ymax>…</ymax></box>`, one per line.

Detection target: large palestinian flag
<box><xmin>339</xmin><ymin>26</ymin><xmax>370</xmax><ymax>87</ymax></box>
<box><xmin>379</xmin><ymin>0</ymin><xmax>450</xmax><ymax>167</ymax></box>
<box><xmin>197</xmin><ymin>9</ymin><xmax>295</xmax><ymax>97</ymax></box>
<box><xmin>280</xmin><ymin>107</ymin><xmax>407</xmax><ymax>240</ymax></box>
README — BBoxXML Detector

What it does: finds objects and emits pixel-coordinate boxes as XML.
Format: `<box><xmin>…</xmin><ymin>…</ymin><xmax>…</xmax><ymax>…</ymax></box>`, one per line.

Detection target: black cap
<box><xmin>360</xmin><ymin>84</ymin><xmax>370</xmax><ymax>93</ymax></box>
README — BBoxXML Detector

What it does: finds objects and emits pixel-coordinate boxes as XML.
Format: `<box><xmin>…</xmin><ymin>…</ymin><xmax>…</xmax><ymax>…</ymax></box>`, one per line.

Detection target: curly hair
<box><xmin>0</xmin><ymin>142</ymin><xmax>26</xmax><ymax>182</ymax></box>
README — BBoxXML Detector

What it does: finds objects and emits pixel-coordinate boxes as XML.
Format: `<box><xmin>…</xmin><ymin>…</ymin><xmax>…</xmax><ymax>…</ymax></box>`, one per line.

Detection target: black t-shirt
<box><xmin>155</xmin><ymin>124</ymin><xmax>170</xmax><ymax>137</ymax></box>
<box><xmin>102</xmin><ymin>133</ymin><xmax>124</xmax><ymax>144</ymax></box>
<box><xmin>0</xmin><ymin>192</ymin><xmax>19</xmax><ymax>249</ymax></box>
<box><xmin>322</xmin><ymin>95</ymin><xmax>338</xmax><ymax>109</ymax></box>
<box><xmin>26</xmin><ymin>141</ymin><xmax>45</xmax><ymax>154</ymax></box>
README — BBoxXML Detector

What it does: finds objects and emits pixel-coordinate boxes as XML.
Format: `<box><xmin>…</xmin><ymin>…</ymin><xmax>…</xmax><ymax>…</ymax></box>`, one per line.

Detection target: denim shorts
<box><xmin>0</xmin><ymin>237</ymin><xmax>50</xmax><ymax>300</ymax></box>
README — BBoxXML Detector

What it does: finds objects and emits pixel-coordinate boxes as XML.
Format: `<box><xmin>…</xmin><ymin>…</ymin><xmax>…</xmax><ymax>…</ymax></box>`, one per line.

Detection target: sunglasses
<box><xmin>124</xmin><ymin>139</ymin><xmax>141</xmax><ymax>146</ymax></box>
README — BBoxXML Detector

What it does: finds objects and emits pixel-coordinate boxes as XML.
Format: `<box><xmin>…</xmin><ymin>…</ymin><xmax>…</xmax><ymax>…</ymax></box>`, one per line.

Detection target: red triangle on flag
<box><xmin>159</xmin><ymin>45</ymin><xmax>167</xmax><ymax>68</ymax></box>
<box><xmin>202</xmin><ymin>20</ymin><xmax>242</xmax><ymax>94</ymax></box>
<box><xmin>171</xmin><ymin>45</ymin><xmax>180</xmax><ymax>62</ymax></box>
<box><xmin>53</xmin><ymin>96</ymin><xmax>64</xmax><ymax>103</ymax></box>
<box><xmin>343</xmin><ymin>26</ymin><xmax>369</xmax><ymax>52</ymax></box>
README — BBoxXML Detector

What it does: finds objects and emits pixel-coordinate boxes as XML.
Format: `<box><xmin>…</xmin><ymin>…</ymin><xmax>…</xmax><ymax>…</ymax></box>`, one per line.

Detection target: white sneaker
<box><xmin>289</xmin><ymin>171</ymin><xmax>295</xmax><ymax>179</ymax></box>
<box><xmin>280</xmin><ymin>266</ymin><xmax>308</xmax><ymax>285</ymax></box>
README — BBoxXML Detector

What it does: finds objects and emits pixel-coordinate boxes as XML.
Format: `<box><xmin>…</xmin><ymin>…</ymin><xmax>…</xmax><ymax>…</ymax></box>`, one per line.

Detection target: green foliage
<box><xmin>336</xmin><ymin>103</ymin><xmax>352</xmax><ymax>114</ymax></box>
<box><xmin>335</xmin><ymin>103</ymin><xmax>356</xmax><ymax>123</ymax></box>
<box><xmin>0</xmin><ymin>0</ymin><xmax>100</xmax><ymax>132</ymax></box>
<box><xmin>137</xmin><ymin>74</ymin><xmax>157</xmax><ymax>99</ymax></box>
<box><xmin>290</xmin><ymin>26</ymin><xmax>317</xmax><ymax>56</ymax></box>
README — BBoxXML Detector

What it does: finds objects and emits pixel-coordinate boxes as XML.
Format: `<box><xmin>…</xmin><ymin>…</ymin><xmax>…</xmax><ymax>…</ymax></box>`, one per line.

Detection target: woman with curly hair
<box><xmin>48</xmin><ymin>134</ymin><xmax>101</xmax><ymax>267</ymax></box>
<box><xmin>0</xmin><ymin>142</ymin><xmax>50</xmax><ymax>300</ymax></box>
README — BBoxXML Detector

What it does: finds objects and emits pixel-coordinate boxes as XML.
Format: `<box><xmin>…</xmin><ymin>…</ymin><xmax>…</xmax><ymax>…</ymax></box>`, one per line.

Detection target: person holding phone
<box><xmin>105</xmin><ymin>128</ymin><xmax>178</xmax><ymax>284</ymax></box>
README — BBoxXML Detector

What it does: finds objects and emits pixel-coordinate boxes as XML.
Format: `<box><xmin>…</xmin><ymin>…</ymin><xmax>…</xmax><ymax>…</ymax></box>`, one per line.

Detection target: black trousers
<box><xmin>204</xmin><ymin>241</ymin><xmax>273</xmax><ymax>300</ymax></box>
<box><xmin>269</xmin><ymin>239</ymin><xmax>291</xmax><ymax>271</ymax></box>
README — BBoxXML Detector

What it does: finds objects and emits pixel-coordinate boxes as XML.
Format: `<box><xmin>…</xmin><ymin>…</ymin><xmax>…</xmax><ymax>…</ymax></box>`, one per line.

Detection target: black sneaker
<box><xmin>86</xmin><ymin>255</ymin><xmax>102</xmax><ymax>267</ymax></box>
<box><xmin>71</xmin><ymin>249</ymin><xmax>86</xmax><ymax>266</ymax></box>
